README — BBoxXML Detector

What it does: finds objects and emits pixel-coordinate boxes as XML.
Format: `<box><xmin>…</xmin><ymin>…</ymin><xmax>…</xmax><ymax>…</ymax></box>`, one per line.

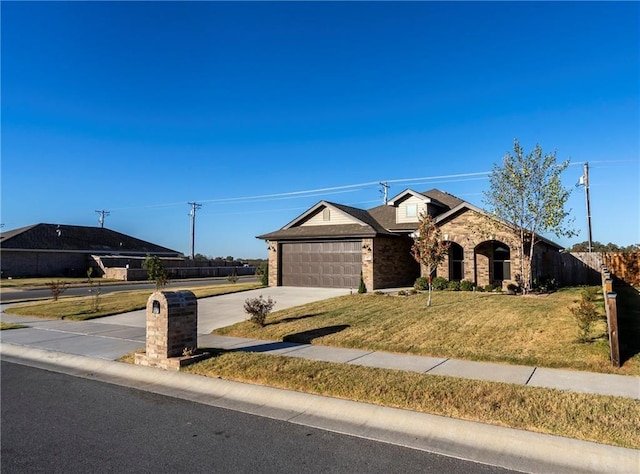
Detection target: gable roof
<box><xmin>0</xmin><ymin>223</ymin><xmax>182</xmax><ymax>255</ymax></box>
<box><xmin>434</xmin><ymin>203</ymin><xmax>564</xmax><ymax>250</ymax></box>
<box><xmin>256</xmin><ymin>201</ymin><xmax>396</xmax><ymax>241</ymax></box>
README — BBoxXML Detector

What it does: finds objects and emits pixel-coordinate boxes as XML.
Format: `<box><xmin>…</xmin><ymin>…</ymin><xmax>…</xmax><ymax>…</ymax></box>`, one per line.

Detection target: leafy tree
<box><xmin>484</xmin><ymin>139</ymin><xmax>576</xmax><ymax>292</ymax></box>
<box><xmin>142</xmin><ymin>255</ymin><xmax>169</xmax><ymax>289</ymax></box>
<box><xmin>569</xmin><ymin>241</ymin><xmax>640</xmax><ymax>253</ymax></box>
<box><xmin>411</xmin><ymin>212</ymin><xmax>450</xmax><ymax>306</ymax></box>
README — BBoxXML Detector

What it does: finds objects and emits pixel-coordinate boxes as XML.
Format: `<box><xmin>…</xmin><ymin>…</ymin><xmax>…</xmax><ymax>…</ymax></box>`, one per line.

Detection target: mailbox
<box><xmin>144</xmin><ymin>290</ymin><xmax>198</xmax><ymax>361</ymax></box>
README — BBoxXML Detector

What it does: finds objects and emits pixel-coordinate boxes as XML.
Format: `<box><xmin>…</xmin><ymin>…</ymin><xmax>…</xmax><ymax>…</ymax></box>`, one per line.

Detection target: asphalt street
<box><xmin>0</xmin><ymin>276</ymin><xmax>259</xmax><ymax>303</ymax></box>
<box><xmin>1</xmin><ymin>361</ymin><xmax>517</xmax><ymax>474</ymax></box>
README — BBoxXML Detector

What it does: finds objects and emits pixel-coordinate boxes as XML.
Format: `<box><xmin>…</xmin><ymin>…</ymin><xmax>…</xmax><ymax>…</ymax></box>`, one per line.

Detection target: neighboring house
<box><xmin>257</xmin><ymin>189</ymin><xmax>563</xmax><ymax>290</ymax></box>
<box><xmin>0</xmin><ymin>223</ymin><xmax>183</xmax><ymax>278</ymax></box>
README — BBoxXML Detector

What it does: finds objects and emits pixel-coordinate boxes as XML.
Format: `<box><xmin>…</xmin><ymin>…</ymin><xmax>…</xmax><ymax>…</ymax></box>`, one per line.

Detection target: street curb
<box><xmin>2</xmin><ymin>343</ymin><xmax>638</xmax><ymax>474</ymax></box>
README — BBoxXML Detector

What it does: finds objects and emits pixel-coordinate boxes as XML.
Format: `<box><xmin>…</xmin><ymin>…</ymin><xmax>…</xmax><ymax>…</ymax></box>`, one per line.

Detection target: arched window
<box><xmin>493</xmin><ymin>242</ymin><xmax>511</xmax><ymax>282</ymax></box>
<box><xmin>449</xmin><ymin>242</ymin><xmax>464</xmax><ymax>281</ymax></box>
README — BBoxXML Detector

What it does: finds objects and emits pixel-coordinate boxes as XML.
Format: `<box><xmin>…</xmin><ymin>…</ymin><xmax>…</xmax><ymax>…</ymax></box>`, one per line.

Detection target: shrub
<box><xmin>447</xmin><ymin>280</ymin><xmax>460</xmax><ymax>291</ymax></box>
<box><xmin>484</xmin><ymin>283</ymin><xmax>498</xmax><ymax>292</ymax></box>
<box><xmin>397</xmin><ymin>290</ymin><xmax>407</xmax><ymax>296</ymax></box>
<box><xmin>459</xmin><ymin>280</ymin><xmax>474</xmax><ymax>291</ymax></box>
<box><xmin>570</xmin><ymin>290</ymin><xmax>600</xmax><ymax>343</ymax></box>
<box><xmin>358</xmin><ymin>272</ymin><xmax>367</xmax><ymax>294</ymax></box>
<box><xmin>142</xmin><ymin>255</ymin><xmax>169</xmax><ymax>289</ymax></box>
<box><xmin>533</xmin><ymin>276</ymin><xmax>558</xmax><ymax>293</ymax></box>
<box><xmin>506</xmin><ymin>283</ymin><xmax>520</xmax><ymax>295</ymax></box>
<box><xmin>227</xmin><ymin>271</ymin><xmax>239</xmax><ymax>284</ymax></box>
<box><xmin>243</xmin><ymin>295</ymin><xmax>276</xmax><ymax>327</ymax></box>
<box><xmin>431</xmin><ymin>276</ymin><xmax>449</xmax><ymax>291</ymax></box>
<box><xmin>257</xmin><ymin>263</ymin><xmax>269</xmax><ymax>286</ymax></box>
<box><xmin>414</xmin><ymin>277</ymin><xmax>430</xmax><ymax>291</ymax></box>
<box><xmin>47</xmin><ymin>280</ymin><xmax>69</xmax><ymax>301</ymax></box>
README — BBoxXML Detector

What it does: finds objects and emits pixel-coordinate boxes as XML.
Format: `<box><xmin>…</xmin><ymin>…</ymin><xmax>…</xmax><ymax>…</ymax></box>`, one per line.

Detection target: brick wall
<box><xmin>370</xmin><ymin>235</ymin><xmax>420</xmax><ymax>290</ymax></box>
<box><xmin>1</xmin><ymin>251</ymin><xmax>89</xmax><ymax>278</ymax></box>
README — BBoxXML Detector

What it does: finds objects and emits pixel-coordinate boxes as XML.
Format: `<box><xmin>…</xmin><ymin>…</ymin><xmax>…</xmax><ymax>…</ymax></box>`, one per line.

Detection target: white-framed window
<box><xmin>406</xmin><ymin>204</ymin><xmax>417</xmax><ymax>218</ymax></box>
<box><xmin>323</xmin><ymin>208</ymin><xmax>331</xmax><ymax>221</ymax></box>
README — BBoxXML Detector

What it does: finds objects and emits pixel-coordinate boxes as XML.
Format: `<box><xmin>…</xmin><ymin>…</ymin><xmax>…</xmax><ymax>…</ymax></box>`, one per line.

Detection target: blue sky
<box><xmin>2</xmin><ymin>1</ymin><xmax>638</xmax><ymax>259</ymax></box>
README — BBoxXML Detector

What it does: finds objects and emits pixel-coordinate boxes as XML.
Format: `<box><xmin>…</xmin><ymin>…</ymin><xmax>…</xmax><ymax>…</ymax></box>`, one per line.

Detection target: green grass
<box><xmin>4</xmin><ymin>282</ymin><xmax>264</xmax><ymax>320</ymax></box>
<box><xmin>215</xmin><ymin>287</ymin><xmax>640</xmax><ymax>375</ymax></box>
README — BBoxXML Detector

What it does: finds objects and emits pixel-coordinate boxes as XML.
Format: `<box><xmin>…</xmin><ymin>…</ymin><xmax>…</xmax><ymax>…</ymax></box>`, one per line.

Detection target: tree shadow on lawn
<box><xmin>617</xmin><ymin>286</ymin><xmax>640</xmax><ymax>366</ymax></box>
<box><xmin>282</xmin><ymin>324</ymin><xmax>350</xmax><ymax>344</ymax></box>
<box><xmin>266</xmin><ymin>313</ymin><xmax>323</xmax><ymax>326</ymax></box>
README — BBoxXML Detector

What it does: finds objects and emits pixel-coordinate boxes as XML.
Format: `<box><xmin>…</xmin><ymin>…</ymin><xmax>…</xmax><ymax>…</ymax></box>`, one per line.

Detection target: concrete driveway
<box><xmin>93</xmin><ymin>287</ymin><xmax>351</xmax><ymax>333</ymax></box>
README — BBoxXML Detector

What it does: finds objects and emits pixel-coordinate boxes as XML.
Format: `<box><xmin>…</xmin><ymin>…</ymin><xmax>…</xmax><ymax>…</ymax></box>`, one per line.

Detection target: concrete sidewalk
<box><xmin>1</xmin><ymin>287</ymin><xmax>639</xmax><ymax>473</ymax></box>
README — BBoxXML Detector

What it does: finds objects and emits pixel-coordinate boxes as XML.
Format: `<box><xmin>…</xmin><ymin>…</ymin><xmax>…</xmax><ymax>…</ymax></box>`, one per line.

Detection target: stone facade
<box><xmin>435</xmin><ymin>209</ymin><xmax>523</xmax><ymax>288</ymax></box>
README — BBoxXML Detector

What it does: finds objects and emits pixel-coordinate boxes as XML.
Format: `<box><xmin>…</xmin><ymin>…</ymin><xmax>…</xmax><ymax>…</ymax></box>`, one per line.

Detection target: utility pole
<box><xmin>576</xmin><ymin>163</ymin><xmax>593</xmax><ymax>252</ymax></box>
<box><xmin>188</xmin><ymin>202</ymin><xmax>202</xmax><ymax>259</ymax></box>
<box><xmin>379</xmin><ymin>182</ymin><xmax>390</xmax><ymax>204</ymax></box>
<box><xmin>583</xmin><ymin>163</ymin><xmax>593</xmax><ymax>253</ymax></box>
<box><xmin>95</xmin><ymin>210</ymin><xmax>110</xmax><ymax>228</ymax></box>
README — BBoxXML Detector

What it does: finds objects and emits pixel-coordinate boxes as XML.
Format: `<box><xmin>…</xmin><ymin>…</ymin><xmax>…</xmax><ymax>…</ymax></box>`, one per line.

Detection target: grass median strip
<box><xmin>175</xmin><ymin>350</ymin><xmax>640</xmax><ymax>449</ymax></box>
<box><xmin>4</xmin><ymin>282</ymin><xmax>263</xmax><ymax>320</ymax></box>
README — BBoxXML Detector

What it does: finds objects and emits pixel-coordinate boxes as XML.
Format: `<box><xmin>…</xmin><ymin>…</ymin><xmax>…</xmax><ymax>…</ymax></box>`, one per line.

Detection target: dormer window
<box><xmin>323</xmin><ymin>208</ymin><xmax>331</xmax><ymax>221</ymax></box>
<box><xmin>406</xmin><ymin>204</ymin><xmax>417</xmax><ymax>218</ymax></box>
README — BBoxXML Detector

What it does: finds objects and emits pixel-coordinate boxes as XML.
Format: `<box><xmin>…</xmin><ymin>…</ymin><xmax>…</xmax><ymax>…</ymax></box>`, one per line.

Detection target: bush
<box><xmin>414</xmin><ymin>277</ymin><xmax>430</xmax><ymax>291</ymax></box>
<box><xmin>47</xmin><ymin>280</ymin><xmax>69</xmax><ymax>301</ymax></box>
<box><xmin>506</xmin><ymin>283</ymin><xmax>520</xmax><ymax>295</ymax></box>
<box><xmin>358</xmin><ymin>272</ymin><xmax>367</xmax><ymax>294</ymax></box>
<box><xmin>484</xmin><ymin>283</ymin><xmax>498</xmax><ymax>292</ymax></box>
<box><xmin>431</xmin><ymin>276</ymin><xmax>449</xmax><ymax>291</ymax></box>
<box><xmin>460</xmin><ymin>280</ymin><xmax>474</xmax><ymax>291</ymax></box>
<box><xmin>243</xmin><ymin>295</ymin><xmax>276</xmax><ymax>327</ymax></box>
<box><xmin>533</xmin><ymin>276</ymin><xmax>558</xmax><ymax>293</ymax></box>
<box><xmin>570</xmin><ymin>290</ymin><xmax>601</xmax><ymax>343</ymax></box>
<box><xmin>227</xmin><ymin>271</ymin><xmax>238</xmax><ymax>284</ymax></box>
<box><xmin>257</xmin><ymin>263</ymin><xmax>269</xmax><ymax>286</ymax></box>
<box><xmin>397</xmin><ymin>290</ymin><xmax>407</xmax><ymax>296</ymax></box>
<box><xmin>447</xmin><ymin>280</ymin><xmax>460</xmax><ymax>291</ymax></box>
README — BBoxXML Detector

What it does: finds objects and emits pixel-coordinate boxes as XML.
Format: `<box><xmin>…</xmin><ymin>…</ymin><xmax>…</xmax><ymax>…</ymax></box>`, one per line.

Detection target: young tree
<box><xmin>411</xmin><ymin>213</ymin><xmax>450</xmax><ymax>307</ymax></box>
<box><xmin>142</xmin><ymin>255</ymin><xmax>169</xmax><ymax>289</ymax></box>
<box><xmin>484</xmin><ymin>139</ymin><xmax>576</xmax><ymax>292</ymax></box>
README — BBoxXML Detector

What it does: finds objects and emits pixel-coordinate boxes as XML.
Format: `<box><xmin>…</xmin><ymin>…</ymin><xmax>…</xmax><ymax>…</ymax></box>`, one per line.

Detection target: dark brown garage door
<box><xmin>280</xmin><ymin>241</ymin><xmax>362</xmax><ymax>288</ymax></box>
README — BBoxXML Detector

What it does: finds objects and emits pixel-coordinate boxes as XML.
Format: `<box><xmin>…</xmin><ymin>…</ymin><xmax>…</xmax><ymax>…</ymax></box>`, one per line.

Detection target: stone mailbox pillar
<box><xmin>135</xmin><ymin>290</ymin><xmax>209</xmax><ymax>370</ymax></box>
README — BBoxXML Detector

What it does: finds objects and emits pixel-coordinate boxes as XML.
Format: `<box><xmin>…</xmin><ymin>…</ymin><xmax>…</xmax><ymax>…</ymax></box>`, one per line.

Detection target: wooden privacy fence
<box><xmin>560</xmin><ymin>252</ymin><xmax>640</xmax><ymax>287</ymax></box>
<box><xmin>601</xmin><ymin>266</ymin><xmax>620</xmax><ymax>367</ymax></box>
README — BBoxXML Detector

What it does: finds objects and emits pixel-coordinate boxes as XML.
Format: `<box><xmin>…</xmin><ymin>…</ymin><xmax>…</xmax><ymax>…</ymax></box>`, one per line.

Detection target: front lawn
<box><xmin>215</xmin><ymin>287</ymin><xmax>640</xmax><ymax>375</ymax></box>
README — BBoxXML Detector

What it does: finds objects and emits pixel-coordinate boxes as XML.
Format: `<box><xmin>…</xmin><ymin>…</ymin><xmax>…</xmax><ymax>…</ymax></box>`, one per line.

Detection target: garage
<box><xmin>280</xmin><ymin>241</ymin><xmax>362</xmax><ymax>288</ymax></box>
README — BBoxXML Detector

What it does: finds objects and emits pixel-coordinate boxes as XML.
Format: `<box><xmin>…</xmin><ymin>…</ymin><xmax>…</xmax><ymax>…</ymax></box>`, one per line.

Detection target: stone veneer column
<box><xmin>361</xmin><ymin>238</ymin><xmax>374</xmax><ymax>291</ymax></box>
<box><xmin>268</xmin><ymin>240</ymin><xmax>278</xmax><ymax>287</ymax></box>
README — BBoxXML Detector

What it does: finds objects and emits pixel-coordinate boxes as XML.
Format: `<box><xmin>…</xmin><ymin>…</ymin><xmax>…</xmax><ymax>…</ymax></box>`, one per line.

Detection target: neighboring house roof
<box><xmin>0</xmin><ymin>223</ymin><xmax>182</xmax><ymax>255</ymax></box>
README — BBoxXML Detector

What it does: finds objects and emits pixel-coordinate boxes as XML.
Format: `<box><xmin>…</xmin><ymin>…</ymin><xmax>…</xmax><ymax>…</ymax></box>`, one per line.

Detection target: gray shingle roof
<box><xmin>0</xmin><ymin>223</ymin><xmax>182</xmax><ymax>255</ymax></box>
